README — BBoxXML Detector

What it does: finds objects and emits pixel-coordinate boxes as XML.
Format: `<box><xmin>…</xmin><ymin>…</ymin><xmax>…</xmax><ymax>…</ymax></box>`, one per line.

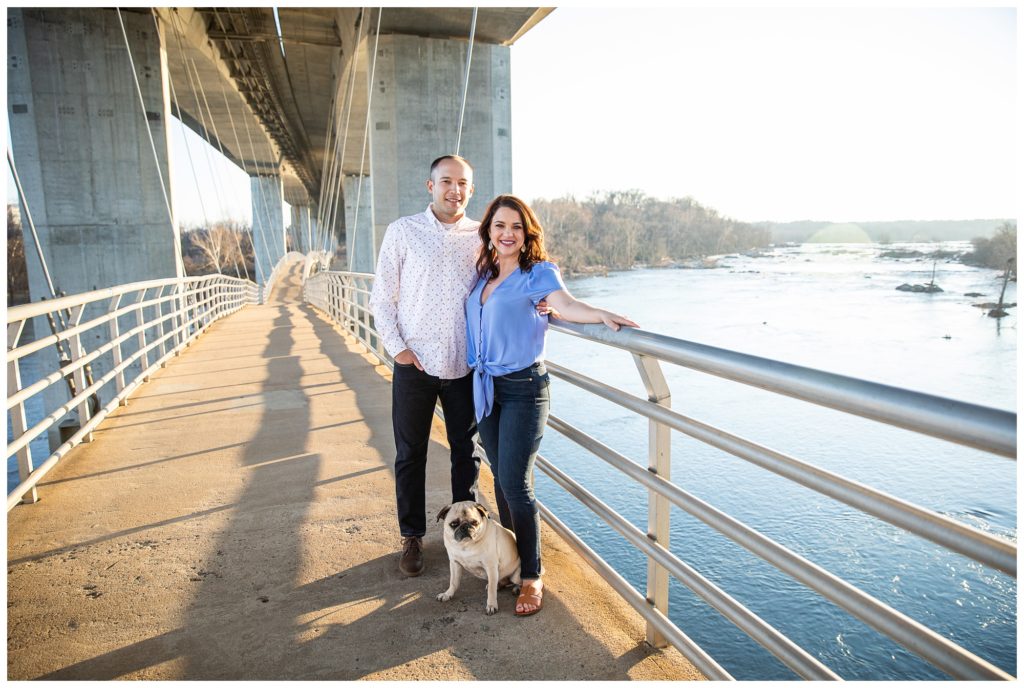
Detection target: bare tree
<box><xmin>7</xmin><ymin>205</ymin><xmax>28</xmax><ymax>305</ymax></box>
<box><xmin>188</xmin><ymin>223</ymin><xmax>247</xmax><ymax>276</ymax></box>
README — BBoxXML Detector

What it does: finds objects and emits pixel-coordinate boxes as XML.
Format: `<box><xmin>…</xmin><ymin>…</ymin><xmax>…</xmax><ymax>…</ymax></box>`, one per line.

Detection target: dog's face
<box><xmin>436</xmin><ymin>501</ymin><xmax>489</xmax><ymax>544</ymax></box>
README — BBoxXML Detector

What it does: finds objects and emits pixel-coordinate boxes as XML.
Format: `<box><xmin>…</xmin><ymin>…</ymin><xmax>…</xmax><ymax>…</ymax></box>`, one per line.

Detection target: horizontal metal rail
<box><xmin>543</xmin><ymin>414</ymin><xmax>1010</xmax><ymax>680</ymax></box>
<box><xmin>305</xmin><ymin>269</ymin><xmax>1016</xmax><ymax>680</ymax></box>
<box><xmin>536</xmin><ymin>433</ymin><xmax>840</xmax><ymax>680</ymax></box>
<box><xmin>549</xmin><ymin>321</ymin><xmax>1016</xmax><ymax>459</ymax></box>
<box><xmin>7</xmin><ymin>273</ymin><xmax>259</xmax><ymax>509</ymax></box>
<box><xmin>546</xmin><ymin>363</ymin><xmax>1016</xmax><ymax>577</ymax></box>
<box><xmin>537</xmin><ymin>503</ymin><xmax>735</xmax><ymax>681</ymax></box>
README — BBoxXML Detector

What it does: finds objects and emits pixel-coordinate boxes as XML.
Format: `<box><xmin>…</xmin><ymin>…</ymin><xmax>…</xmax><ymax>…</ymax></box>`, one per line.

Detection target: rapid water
<box><xmin>538</xmin><ymin>242</ymin><xmax>1016</xmax><ymax>680</ymax></box>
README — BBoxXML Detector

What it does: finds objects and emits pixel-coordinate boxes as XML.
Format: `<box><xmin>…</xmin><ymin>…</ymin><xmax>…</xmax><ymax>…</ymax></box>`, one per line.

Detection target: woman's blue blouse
<box><xmin>466</xmin><ymin>261</ymin><xmax>566</xmax><ymax>421</ymax></box>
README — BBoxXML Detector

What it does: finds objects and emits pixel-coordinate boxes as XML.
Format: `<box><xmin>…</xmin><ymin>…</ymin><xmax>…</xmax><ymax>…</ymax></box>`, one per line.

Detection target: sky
<box><xmin>509</xmin><ymin>6</ymin><xmax>1017</xmax><ymax>223</ymax></box>
<box><xmin>6</xmin><ymin>5</ymin><xmax>1019</xmax><ymax>227</ymax></box>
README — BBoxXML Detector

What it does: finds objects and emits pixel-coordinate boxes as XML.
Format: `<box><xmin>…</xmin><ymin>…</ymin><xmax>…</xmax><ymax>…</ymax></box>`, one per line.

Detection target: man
<box><xmin>370</xmin><ymin>155</ymin><xmax>482</xmax><ymax>576</ymax></box>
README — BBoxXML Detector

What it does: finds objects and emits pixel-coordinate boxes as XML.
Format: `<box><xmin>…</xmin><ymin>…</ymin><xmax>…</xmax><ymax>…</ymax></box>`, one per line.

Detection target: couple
<box><xmin>369</xmin><ymin>155</ymin><xmax>636</xmax><ymax>616</ymax></box>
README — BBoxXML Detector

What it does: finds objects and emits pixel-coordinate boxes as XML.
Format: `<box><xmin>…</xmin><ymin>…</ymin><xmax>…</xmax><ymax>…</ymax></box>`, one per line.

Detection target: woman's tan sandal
<box><xmin>515</xmin><ymin>586</ymin><xmax>543</xmax><ymax>616</ymax></box>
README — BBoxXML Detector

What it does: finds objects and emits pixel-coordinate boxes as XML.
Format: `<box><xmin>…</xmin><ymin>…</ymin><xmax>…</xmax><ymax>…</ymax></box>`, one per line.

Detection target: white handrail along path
<box><xmin>7</xmin><ymin>274</ymin><xmax>259</xmax><ymax>510</ymax></box>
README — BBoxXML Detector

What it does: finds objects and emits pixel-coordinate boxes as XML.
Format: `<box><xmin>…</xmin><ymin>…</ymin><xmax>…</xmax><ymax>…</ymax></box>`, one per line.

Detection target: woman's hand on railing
<box><xmin>599</xmin><ymin>310</ymin><xmax>638</xmax><ymax>332</ymax></box>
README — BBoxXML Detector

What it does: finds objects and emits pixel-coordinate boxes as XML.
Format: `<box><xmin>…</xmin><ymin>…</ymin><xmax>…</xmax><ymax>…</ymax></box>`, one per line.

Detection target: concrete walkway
<box><xmin>7</xmin><ymin>261</ymin><xmax>703</xmax><ymax>681</ymax></box>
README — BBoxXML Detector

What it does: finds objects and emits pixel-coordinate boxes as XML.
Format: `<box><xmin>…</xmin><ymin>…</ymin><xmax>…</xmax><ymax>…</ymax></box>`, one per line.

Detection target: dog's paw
<box><xmin>485</xmin><ymin>604</ymin><xmax>498</xmax><ymax>615</ymax></box>
<box><xmin>437</xmin><ymin>591</ymin><xmax>454</xmax><ymax>602</ymax></box>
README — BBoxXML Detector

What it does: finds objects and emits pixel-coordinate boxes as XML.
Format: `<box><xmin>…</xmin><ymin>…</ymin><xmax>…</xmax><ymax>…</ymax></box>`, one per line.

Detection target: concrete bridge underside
<box><xmin>5</xmin><ymin>261</ymin><xmax>701</xmax><ymax>681</ymax></box>
<box><xmin>7</xmin><ymin>6</ymin><xmax>550</xmax><ymax>451</ymax></box>
<box><xmin>8</xmin><ymin>6</ymin><xmax>552</xmax><ymax>303</ymax></box>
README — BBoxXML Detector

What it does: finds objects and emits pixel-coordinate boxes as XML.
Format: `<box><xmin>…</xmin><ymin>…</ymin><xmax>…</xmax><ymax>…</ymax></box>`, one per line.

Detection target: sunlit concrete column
<box><xmin>343</xmin><ymin>174</ymin><xmax>376</xmax><ymax>273</ymax></box>
<box><xmin>7</xmin><ymin>8</ymin><xmax>182</xmax><ymax>451</ymax></box>
<box><xmin>7</xmin><ymin>8</ymin><xmax>182</xmax><ymax>296</ymax></box>
<box><xmin>290</xmin><ymin>204</ymin><xmax>314</xmax><ymax>254</ymax></box>
<box><xmin>369</xmin><ymin>34</ymin><xmax>513</xmax><ymax>230</ymax></box>
<box><xmin>251</xmin><ymin>174</ymin><xmax>285</xmax><ymax>284</ymax></box>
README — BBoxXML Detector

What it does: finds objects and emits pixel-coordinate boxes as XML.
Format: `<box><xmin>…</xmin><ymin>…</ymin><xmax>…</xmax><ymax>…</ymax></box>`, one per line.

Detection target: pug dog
<box><xmin>435</xmin><ymin>501</ymin><xmax>521</xmax><ymax>615</ymax></box>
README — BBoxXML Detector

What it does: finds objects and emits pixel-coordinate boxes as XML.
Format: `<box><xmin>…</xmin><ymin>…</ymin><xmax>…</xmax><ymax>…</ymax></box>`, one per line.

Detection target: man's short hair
<box><xmin>429</xmin><ymin>155</ymin><xmax>474</xmax><ymax>180</ymax></box>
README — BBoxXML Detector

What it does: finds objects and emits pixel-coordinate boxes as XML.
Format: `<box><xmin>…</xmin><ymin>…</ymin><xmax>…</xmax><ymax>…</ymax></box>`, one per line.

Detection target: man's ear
<box><xmin>426</xmin><ymin>178</ymin><xmax>434</xmax><ymax>194</ymax></box>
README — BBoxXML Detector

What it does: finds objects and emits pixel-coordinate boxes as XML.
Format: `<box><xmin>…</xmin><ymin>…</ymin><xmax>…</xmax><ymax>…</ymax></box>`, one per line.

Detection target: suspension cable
<box><xmin>7</xmin><ymin>150</ymin><xmax>58</xmax><ymax>299</ymax></box>
<box><xmin>350</xmin><ymin>8</ymin><xmax>382</xmax><ymax>270</ymax></box>
<box><xmin>455</xmin><ymin>7</ymin><xmax>478</xmax><ymax>156</ymax></box>
<box><xmin>216</xmin><ymin>84</ymin><xmax>263</xmax><ymax>284</ymax></box>
<box><xmin>165</xmin><ymin>59</ymin><xmax>222</xmax><ymax>274</ymax></box>
<box><xmin>167</xmin><ymin>10</ymin><xmax>246</xmax><ymax>278</ymax></box>
<box><xmin>176</xmin><ymin>11</ymin><xmax>252</xmax><ymax>274</ymax></box>
<box><xmin>207</xmin><ymin>10</ymin><xmax>281</xmax><ymax>282</ymax></box>
<box><xmin>240</xmin><ymin>106</ymin><xmax>284</xmax><ymax>279</ymax></box>
<box><xmin>314</xmin><ymin>49</ymin><xmax>345</xmax><ymax>257</ymax></box>
<box><xmin>210</xmin><ymin>7</ymin><xmax>268</xmax><ymax>283</ymax></box>
<box><xmin>318</xmin><ymin>9</ymin><xmax>366</xmax><ymax>260</ymax></box>
<box><xmin>115</xmin><ymin>7</ymin><xmax>184</xmax><ymax>279</ymax></box>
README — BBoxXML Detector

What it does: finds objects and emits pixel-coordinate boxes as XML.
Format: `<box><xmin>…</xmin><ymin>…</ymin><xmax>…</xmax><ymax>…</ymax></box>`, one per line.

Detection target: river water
<box><xmin>539</xmin><ymin>241</ymin><xmax>1016</xmax><ymax>680</ymax></box>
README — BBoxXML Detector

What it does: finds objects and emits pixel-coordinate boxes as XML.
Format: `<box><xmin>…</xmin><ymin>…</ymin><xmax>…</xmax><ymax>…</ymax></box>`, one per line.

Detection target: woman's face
<box><xmin>489</xmin><ymin>206</ymin><xmax>525</xmax><ymax>259</ymax></box>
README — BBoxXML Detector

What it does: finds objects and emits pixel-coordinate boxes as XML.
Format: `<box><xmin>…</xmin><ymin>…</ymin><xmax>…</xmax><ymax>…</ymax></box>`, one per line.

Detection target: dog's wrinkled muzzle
<box><xmin>453</xmin><ymin>523</ymin><xmax>475</xmax><ymax>542</ymax></box>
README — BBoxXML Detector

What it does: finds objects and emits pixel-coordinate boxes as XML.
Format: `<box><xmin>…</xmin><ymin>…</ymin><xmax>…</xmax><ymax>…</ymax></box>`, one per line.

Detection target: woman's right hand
<box><xmin>600</xmin><ymin>311</ymin><xmax>639</xmax><ymax>332</ymax></box>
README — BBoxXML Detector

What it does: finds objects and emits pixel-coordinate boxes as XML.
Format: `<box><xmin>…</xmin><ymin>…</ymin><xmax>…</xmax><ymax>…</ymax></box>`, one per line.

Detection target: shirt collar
<box><xmin>424</xmin><ymin>204</ymin><xmax>477</xmax><ymax>231</ymax></box>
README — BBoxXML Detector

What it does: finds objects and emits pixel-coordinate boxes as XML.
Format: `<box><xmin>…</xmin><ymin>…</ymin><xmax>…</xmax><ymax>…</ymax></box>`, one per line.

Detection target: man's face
<box><xmin>427</xmin><ymin>159</ymin><xmax>474</xmax><ymax>222</ymax></box>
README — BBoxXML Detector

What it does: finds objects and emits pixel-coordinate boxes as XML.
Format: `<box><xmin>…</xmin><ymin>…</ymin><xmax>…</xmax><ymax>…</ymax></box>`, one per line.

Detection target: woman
<box><xmin>466</xmin><ymin>194</ymin><xmax>638</xmax><ymax>616</ymax></box>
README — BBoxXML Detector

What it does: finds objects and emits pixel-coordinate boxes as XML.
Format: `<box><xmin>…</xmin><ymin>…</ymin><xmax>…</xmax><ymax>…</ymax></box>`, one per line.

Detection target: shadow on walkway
<box><xmin>7</xmin><ymin>260</ymin><xmax>700</xmax><ymax>680</ymax></box>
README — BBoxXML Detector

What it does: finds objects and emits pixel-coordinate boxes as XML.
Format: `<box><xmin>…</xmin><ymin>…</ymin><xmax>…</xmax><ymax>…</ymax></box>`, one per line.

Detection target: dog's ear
<box><xmin>474</xmin><ymin>503</ymin><xmax>489</xmax><ymax>520</ymax></box>
<box><xmin>436</xmin><ymin>504</ymin><xmax>452</xmax><ymax>523</ymax></box>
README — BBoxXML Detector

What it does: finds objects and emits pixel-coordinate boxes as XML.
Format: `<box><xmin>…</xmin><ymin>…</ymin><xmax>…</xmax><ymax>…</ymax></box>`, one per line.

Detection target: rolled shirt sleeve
<box><xmin>525</xmin><ymin>261</ymin><xmax>567</xmax><ymax>303</ymax></box>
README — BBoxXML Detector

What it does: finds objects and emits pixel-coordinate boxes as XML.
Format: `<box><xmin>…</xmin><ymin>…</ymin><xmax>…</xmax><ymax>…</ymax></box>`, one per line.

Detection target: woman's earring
<box><xmin>520</xmin><ymin>245</ymin><xmax>526</xmax><ymax>253</ymax></box>
<box><xmin>488</xmin><ymin>241</ymin><xmax>494</xmax><ymax>250</ymax></box>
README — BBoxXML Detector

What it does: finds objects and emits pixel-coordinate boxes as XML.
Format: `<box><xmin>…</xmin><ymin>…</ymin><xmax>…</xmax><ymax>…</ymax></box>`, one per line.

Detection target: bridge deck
<box><xmin>7</xmin><ymin>263</ymin><xmax>701</xmax><ymax>680</ymax></box>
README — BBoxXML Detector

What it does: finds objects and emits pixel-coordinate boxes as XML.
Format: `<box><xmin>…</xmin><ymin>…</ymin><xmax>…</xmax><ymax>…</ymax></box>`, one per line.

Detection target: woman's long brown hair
<box><xmin>475</xmin><ymin>194</ymin><xmax>549</xmax><ymax>281</ymax></box>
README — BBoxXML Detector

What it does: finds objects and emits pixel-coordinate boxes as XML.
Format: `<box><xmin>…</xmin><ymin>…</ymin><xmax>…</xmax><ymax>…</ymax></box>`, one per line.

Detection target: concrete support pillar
<box><xmin>7</xmin><ymin>8</ymin><xmax>182</xmax><ymax>297</ymax></box>
<box><xmin>251</xmin><ymin>174</ymin><xmax>285</xmax><ymax>284</ymax></box>
<box><xmin>343</xmin><ymin>174</ymin><xmax>376</xmax><ymax>273</ymax></box>
<box><xmin>290</xmin><ymin>204</ymin><xmax>314</xmax><ymax>254</ymax></box>
<box><xmin>368</xmin><ymin>34</ymin><xmax>512</xmax><ymax>231</ymax></box>
<box><xmin>7</xmin><ymin>8</ymin><xmax>181</xmax><ymax>449</ymax></box>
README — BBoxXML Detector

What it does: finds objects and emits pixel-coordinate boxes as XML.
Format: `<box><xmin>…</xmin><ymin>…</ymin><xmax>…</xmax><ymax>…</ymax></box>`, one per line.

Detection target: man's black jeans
<box><xmin>391</xmin><ymin>362</ymin><xmax>479</xmax><ymax>538</ymax></box>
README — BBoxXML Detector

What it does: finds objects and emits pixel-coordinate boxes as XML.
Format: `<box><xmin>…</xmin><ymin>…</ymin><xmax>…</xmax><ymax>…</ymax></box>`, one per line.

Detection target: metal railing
<box><xmin>303</xmin><ymin>269</ymin><xmax>1016</xmax><ymax>681</ymax></box>
<box><xmin>6</xmin><ymin>274</ymin><xmax>259</xmax><ymax>511</ymax></box>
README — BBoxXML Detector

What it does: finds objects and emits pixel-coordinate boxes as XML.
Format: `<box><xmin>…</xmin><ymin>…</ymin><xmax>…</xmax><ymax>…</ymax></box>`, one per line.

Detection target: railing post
<box><xmin>176</xmin><ymin>280</ymin><xmax>188</xmax><ymax>352</ymax></box>
<box><xmin>108</xmin><ymin>294</ymin><xmax>127</xmax><ymax>401</ymax></box>
<box><xmin>633</xmin><ymin>353</ymin><xmax>672</xmax><ymax>648</ymax></box>
<box><xmin>8</xmin><ymin>321</ymin><xmax>39</xmax><ymax>504</ymax></box>
<box><xmin>184</xmin><ymin>287</ymin><xmax>197</xmax><ymax>347</ymax></box>
<box><xmin>154</xmin><ymin>285</ymin><xmax>168</xmax><ymax>363</ymax></box>
<box><xmin>135</xmin><ymin>289</ymin><xmax>150</xmax><ymax>379</ymax></box>
<box><xmin>67</xmin><ymin>305</ymin><xmax>93</xmax><ymax>443</ymax></box>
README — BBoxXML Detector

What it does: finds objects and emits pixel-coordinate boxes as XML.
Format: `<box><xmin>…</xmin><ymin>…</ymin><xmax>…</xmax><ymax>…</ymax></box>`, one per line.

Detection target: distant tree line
<box><xmin>530</xmin><ymin>191</ymin><xmax>771</xmax><ymax>272</ymax></box>
<box><xmin>962</xmin><ymin>221</ymin><xmax>1016</xmax><ymax>276</ymax></box>
<box><xmin>8</xmin><ymin>205</ymin><xmax>28</xmax><ymax>306</ymax></box>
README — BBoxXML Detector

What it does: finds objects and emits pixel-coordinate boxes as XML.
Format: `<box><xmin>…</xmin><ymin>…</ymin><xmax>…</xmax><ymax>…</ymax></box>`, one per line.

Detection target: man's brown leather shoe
<box><xmin>399</xmin><ymin>536</ymin><xmax>424</xmax><ymax>576</ymax></box>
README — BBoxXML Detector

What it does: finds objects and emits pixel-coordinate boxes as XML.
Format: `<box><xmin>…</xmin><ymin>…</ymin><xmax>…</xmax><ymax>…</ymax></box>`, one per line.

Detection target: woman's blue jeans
<box><xmin>476</xmin><ymin>362</ymin><xmax>550</xmax><ymax>580</ymax></box>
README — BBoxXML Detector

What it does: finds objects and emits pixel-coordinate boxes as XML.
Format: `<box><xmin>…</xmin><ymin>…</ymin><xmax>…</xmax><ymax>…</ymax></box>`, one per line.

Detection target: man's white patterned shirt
<box><xmin>370</xmin><ymin>205</ymin><xmax>481</xmax><ymax>379</ymax></box>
